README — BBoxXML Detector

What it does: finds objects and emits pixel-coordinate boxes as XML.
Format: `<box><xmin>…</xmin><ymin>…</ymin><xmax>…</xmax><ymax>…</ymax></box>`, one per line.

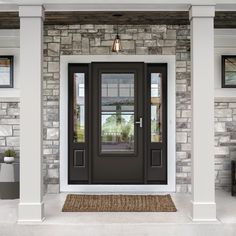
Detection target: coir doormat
<box><xmin>62</xmin><ymin>194</ymin><xmax>177</xmax><ymax>212</ymax></box>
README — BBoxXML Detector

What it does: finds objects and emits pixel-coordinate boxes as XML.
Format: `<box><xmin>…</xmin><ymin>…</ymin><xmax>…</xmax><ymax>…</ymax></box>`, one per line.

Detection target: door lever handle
<box><xmin>135</xmin><ymin>117</ymin><xmax>143</xmax><ymax>128</ymax></box>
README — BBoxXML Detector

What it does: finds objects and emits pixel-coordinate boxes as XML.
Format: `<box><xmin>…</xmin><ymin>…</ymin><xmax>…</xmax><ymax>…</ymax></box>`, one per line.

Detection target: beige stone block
<box><xmin>176</xmin><ymin>132</ymin><xmax>188</xmax><ymax>143</ymax></box>
<box><xmin>162</xmin><ymin>47</ymin><xmax>175</xmax><ymax>55</ymax></box>
<box><xmin>48</xmin><ymin>62</ymin><xmax>59</xmax><ymax>73</ymax></box>
<box><xmin>61</xmin><ymin>36</ymin><xmax>72</xmax><ymax>45</ymax></box>
<box><xmin>136</xmin><ymin>47</ymin><xmax>148</xmax><ymax>54</ymax></box>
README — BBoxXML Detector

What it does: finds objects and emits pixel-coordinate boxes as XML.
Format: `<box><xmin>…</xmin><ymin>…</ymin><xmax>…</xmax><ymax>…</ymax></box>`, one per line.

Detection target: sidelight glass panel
<box><xmin>101</xmin><ymin>73</ymin><xmax>135</xmax><ymax>153</ymax></box>
<box><xmin>151</xmin><ymin>73</ymin><xmax>162</xmax><ymax>142</ymax></box>
<box><xmin>73</xmin><ymin>73</ymin><xmax>85</xmax><ymax>142</ymax></box>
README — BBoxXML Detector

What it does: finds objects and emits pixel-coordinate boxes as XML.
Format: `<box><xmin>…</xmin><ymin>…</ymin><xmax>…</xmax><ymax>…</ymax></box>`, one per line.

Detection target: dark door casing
<box><xmin>68</xmin><ymin>62</ymin><xmax>167</xmax><ymax>184</ymax></box>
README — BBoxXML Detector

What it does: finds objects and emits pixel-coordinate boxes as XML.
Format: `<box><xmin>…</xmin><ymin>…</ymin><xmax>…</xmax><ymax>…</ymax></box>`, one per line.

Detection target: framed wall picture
<box><xmin>222</xmin><ymin>55</ymin><xmax>236</xmax><ymax>88</ymax></box>
<box><xmin>0</xmin><ymin>56</ymin><xmax>13</xmax><ymax>88</ymax></box>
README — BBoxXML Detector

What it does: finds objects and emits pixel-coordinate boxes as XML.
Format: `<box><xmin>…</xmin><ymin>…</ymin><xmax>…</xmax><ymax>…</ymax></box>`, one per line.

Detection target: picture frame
<box><xmin>222</xmin><ymin>55</ymin><xmax>236</xmax><ymax>88</ymax></box>
<box><xmin>0</xmin><ymin>56</ymin><xmax>13</xmax><ymax>88</ymax></box>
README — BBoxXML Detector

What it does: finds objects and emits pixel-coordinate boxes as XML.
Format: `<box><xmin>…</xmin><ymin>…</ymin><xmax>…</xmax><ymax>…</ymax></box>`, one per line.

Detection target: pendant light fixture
<box><xmin>112</xmin><ymin>14</ymin><xmax>122</xmax><ymax>53</ymax></box>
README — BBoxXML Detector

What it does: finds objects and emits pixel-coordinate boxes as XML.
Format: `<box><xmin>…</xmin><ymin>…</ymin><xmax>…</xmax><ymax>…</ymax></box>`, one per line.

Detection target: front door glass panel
<box><xmin>151</xmin><ymin>73</ymin><xmax>162</xmax><ymax>142</ymax></box>
<box><xmin>101</xmin><ymin>73</ymin><xmax>135</xmax><ymax>153</ymax></box>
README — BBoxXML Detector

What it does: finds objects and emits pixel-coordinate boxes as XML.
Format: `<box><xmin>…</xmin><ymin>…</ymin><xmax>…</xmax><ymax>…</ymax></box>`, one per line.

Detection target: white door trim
<box><xmin>60</xmin><ymin>55</ymin><xmax>176</xmax><ymax>193</ymax></box>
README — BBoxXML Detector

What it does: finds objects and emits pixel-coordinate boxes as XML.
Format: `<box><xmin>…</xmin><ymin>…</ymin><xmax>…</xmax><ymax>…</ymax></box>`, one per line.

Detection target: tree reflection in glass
<box><xmin>101</xmin><ymin>73</ymin><xmax>135</xmax><ymax>153</ymax></box>
<box><xmin>151</xmin><ymin>73</ymin><xmax>162</xmax><ymax>142</ymax></box>
<box><xmin>73</xmin><ymin>73</ymin><xmax>85</xmax><ymax>142</ymax></box>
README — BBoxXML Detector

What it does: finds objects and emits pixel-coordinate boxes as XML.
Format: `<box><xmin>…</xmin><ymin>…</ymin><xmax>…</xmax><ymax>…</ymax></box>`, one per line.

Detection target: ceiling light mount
<box><xmin>112</xmin><ymin>13</ymin><xmax>123</xmax><ymax>18</ymax></box>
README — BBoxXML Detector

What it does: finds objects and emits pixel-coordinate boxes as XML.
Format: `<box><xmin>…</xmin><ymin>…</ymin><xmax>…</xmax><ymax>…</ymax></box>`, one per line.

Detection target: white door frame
<box><xmin>60</xmin><ymin>55</ymin><xmax>176</xmax><ymax>192</ymax></box>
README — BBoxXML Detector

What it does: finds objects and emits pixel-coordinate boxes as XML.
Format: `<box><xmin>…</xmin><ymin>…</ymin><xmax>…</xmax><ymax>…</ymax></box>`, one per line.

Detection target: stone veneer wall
<box><xmin>215</xmin><ymin>101</ymin><xmax>236</xmax><ymax>191</ymax></box>
<box><xmin>0</xmin><ymin>102</ymin><xmax>20</xmax><ymax>160</ymax></box>
<box><xmin>43</xmin><ymin>24</ymin><xmax>191</xmax><ymax>193</ymax></box>
<box><xmin>1</xmin><ymin>25</ymin><xmax>234</xmax><ymax>194</ymax></box>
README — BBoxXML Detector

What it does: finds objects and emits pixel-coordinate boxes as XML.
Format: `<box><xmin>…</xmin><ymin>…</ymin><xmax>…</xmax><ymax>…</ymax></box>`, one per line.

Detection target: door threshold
<box><xmin>60</xmin><ymin>184</ymin><xmax>175</xmax><ymax>193</ymax></box>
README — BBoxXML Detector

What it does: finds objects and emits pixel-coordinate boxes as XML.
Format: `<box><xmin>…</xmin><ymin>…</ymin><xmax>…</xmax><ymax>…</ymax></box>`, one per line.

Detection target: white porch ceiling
<box><xmin>0</xmin><ymin>0</ymin><xmax>236</xmax><ymax>12</ymax></box>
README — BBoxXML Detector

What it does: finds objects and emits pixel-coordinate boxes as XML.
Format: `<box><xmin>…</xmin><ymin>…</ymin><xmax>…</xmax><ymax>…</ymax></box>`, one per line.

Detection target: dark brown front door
<box><xmin>92</xmin><ymin>62</ymin><xmax>144</xmax><ymax>183</ymax></box>
<box><xmin>68</xmin><ymin>62</ymin><xmax>167</xmax><ymax>185</ymax></box>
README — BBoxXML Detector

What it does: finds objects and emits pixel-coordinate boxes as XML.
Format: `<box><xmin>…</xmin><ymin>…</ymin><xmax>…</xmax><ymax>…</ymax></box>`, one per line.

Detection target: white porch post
<box><xmin>189</xmin><ymin>5</ymin><xmax>216</xmax><ymax>221</ymax></box>
<box><xmin>18</xmin><ymin>5</ymin><xmax>45</xmax><ymax>222</ymax></box>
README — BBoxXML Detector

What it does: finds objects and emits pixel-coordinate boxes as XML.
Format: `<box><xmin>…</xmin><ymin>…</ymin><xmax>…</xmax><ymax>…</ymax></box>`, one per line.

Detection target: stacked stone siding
<box><xmin>215</xmin><ymin>102</ymin><xmax>236</xmax><ymax>191</ymax></box>
<box><xmin>175</xmin><ymin>26</ymin><xmax>191</xmax><ymax>193</ymax></box>
<box><xmin>43</xmin><ymin>24</ymin><xmax>191</xmax><ymax>193</ymax></box>
<box><xmin>0</xmin><ymin>24</ymin><xmax>233</xmax><ymax>194</ymax></box>
<box><xmin>0</xmin><ymin>102</ymin><xmax>20</xmax><ymax>160</ymax></box>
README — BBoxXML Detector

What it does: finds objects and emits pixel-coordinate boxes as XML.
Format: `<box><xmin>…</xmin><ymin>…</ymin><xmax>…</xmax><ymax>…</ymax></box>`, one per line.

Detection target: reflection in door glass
<box><xmin>74</xmin><ymin>73</ymin><xmax>85</xmax><ymax>142</ymax></box>
<box><xmin>101</xmin><ymin>74</ymin><xmax>135</xmax><ymax>153</ymax></box>
<box><xmin>151</xmin><ymin>73</ymin><xmax>162</xmax><ymax>142</ymax></box>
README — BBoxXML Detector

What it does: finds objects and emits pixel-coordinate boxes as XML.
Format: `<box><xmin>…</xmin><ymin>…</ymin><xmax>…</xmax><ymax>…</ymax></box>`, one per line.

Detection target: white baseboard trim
<box><xmin>190</xmin><ymin>200</ymin><xmax>217</xmax><ymax>221</ymax></box>
<box><xmin>18</xmin><ymin>202</ymin><xmax>45</xmax><ymax>223</ymax></box>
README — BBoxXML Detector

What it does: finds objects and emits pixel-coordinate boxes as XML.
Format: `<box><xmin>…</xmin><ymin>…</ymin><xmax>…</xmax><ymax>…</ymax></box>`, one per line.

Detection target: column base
<box><xmin>18</xmin><ymin>202</ymin><xmax>45</xmax><ymax>223</ymax></box>
<box><xmin>190</xmin><ymin>200</ymin><xmax>216</xmax><ymax>221</ymax></box>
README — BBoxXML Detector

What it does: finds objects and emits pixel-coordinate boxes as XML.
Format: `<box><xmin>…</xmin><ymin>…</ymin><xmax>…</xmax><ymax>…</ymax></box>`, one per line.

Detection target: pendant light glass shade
<box><xmin>112</xmin><ymin>34</ymin><xmax>122</xmax><ymax>53</ymax></box>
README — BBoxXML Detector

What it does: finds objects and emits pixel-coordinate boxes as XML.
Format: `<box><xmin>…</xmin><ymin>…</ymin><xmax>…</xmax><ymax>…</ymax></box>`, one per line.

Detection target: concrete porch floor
<box><xmin>0</xmin><ymin>190</ymin><xmax>236</xmax><ymax>236</ymax></box>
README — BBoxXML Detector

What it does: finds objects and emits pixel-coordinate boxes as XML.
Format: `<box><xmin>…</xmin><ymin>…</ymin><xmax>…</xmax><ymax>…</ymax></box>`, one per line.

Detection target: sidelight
<box><xmin>151</xmin><ymin>73</ymin><xmax>162</xmax><ymax>142</ymax></box>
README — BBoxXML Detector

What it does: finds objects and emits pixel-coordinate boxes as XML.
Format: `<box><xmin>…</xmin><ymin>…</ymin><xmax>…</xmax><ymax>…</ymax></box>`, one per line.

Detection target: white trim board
<box><xmin>0</xmin><ymin>30</ymin><xmax>19</xmax><ymax>48</ymax></box>
<box><xmin>60</xmin><ymin>55</ymin><xmax>176</xmax><ymax>193</ymax></box>
<box><xmin>215</xmin><ymin>29</ymin><xmax>236</xmax><ymax>48</ymax></box>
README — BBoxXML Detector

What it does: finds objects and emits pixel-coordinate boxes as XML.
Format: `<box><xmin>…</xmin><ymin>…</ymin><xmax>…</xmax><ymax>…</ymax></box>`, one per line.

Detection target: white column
<box><xmin>18</xmin><ymin>5</ymin><xmax>45</xmax><ymax>222</ymax></box>
<box><xmin>189</xmin><ymin>5</ymin><xmax>216</xmax><ymax>221</ymax></box>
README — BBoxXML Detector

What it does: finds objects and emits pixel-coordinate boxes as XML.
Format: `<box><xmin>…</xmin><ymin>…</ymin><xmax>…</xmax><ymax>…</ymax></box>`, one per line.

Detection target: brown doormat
<box><xmin>62</xmin><ymin>194</ymin><xmax>177</xmax><ymax>212</ymax></box>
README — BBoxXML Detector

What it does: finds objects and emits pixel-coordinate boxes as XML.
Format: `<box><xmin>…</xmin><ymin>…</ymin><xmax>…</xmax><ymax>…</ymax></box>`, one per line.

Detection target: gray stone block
<box><xmin>0</xmin><ymin>125</ymin><xmax>12</xmax><ymax>136</ymax></box>
<box><xmin>136</xmin><ymin>47</ymin><xmax>148</xmax><ymax>55</ymax></box>
<box><xmin>6</xmin><ymin>137</ymin><xmax>19</xmax><ymax>147</ymax></box>
<box><xmin>121</xmin><ymin>41</ymin><xmax>135</xmax><ymax>50</ymax></box>
<box><xmin>48</xmin><ymin>43</ymin><xmax>60</xmax><ymax>56</ymax></box>
<box><xmin>0</xmin><ymin>140</ymin><xmax>5</xmax><ymax>146</ymax></box>
<box><xmin>144</xmin><ymin>40</ymin><xmax>157</xmax><ymax>47</ymax></box>
<box><xmin>47</xmin><ymin>30</ymin><xmax>60</xmax><ymax>36</ymax></box>
<box><xmin>81</xmin><ymin>38</ymin><xmax>90</xmax><ymax>54</ymax></box>
<box><xmin>215</xmin><ymin>109</ymin><xmax>232</xmax><ymax>118</ymax></box>
<box><xmin>46</xmin><ymin>128</ymin><xmax>59</xmax><ymax>140</ymax></box>
<box><xmin>166</xmin><ymin>30</ymin><xmax>176</xmax><ymax>39</ymax></box>
<box><xmin>215</xmin><ymin>122</ymin><xmax>226</xmax><ymax>132</ymax></box>
<box><xmin>90</xmin><ymin>47</ymin><xmax>109</xmax><ymax>54</ymax></box>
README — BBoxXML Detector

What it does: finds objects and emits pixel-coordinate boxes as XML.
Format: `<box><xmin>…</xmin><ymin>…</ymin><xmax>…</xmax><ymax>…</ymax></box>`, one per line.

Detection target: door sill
<box><xmin>60</xmin><ymin>184</ymin><xmax>175</xmax><ymax>193</ymax></box>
